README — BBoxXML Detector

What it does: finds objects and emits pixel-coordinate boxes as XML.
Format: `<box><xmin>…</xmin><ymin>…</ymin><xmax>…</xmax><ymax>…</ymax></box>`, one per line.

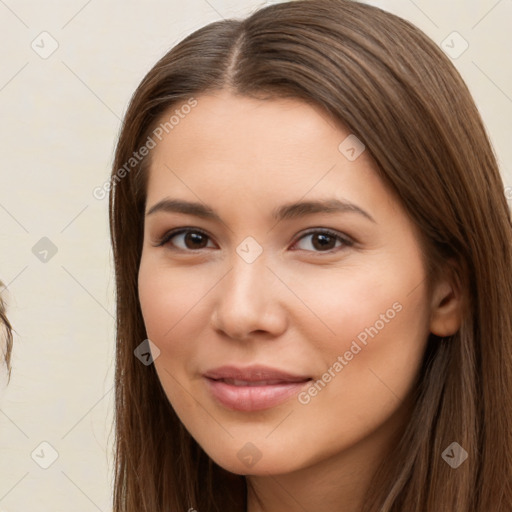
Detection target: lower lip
<box><xmin>204</xmin><ymin>378</ymin><xmax>311</xmax><ymax>412</ymax></box>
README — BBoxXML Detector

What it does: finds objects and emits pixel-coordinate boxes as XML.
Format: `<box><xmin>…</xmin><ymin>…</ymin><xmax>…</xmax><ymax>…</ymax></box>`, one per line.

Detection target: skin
<box><xmin>138</xmin><ymin>90</ymin><xmax>462</xmax><ymax>512</ymax></box>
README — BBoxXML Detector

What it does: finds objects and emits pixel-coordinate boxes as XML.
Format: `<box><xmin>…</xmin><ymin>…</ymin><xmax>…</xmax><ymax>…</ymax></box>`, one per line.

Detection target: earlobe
<box><xmin>429</xmin><ymin>274</ymin><xmax>463</xmax><ymax>337</ymax></box>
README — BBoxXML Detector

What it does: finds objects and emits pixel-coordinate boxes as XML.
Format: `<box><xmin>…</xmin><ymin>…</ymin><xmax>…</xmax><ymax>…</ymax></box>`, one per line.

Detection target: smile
<box><xmin>202</xmin><ymin>365</ymin><xmax>313</xmax><ymax>411</ymax></box>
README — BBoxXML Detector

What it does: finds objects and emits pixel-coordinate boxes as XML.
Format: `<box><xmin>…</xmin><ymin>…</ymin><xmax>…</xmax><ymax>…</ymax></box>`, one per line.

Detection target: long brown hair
<box><xmin>109</xmin><ymin>1</ymin><xmax>512</xmax><ymax>510</ymax></box>
<box><xmin>0</xmin><ymin>282</ymin><xmax>13</xmax><ymax>383</ymax></box>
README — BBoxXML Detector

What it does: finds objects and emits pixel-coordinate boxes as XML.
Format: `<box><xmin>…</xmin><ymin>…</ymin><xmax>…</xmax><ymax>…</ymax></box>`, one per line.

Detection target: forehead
<box><xmin>144</xmin><ymin>90</ymin><xmax>394</xmax><ymax>220</ymax></box>
<box><xmin>153</xmin><ymin>91</ymin><xmax>345</xmax><ymax>164</ymax></box>
<box><xmin>151</xmin><ymin>91</ymin><xmax>369</xmax><ymax>178</ymax></box>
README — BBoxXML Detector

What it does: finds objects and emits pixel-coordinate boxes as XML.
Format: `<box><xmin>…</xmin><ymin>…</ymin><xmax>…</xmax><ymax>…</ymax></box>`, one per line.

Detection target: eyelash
<box><xmin>154</xmin><ymin>227</ymin><xmax>354</xmax><ymax>254</ymax></box>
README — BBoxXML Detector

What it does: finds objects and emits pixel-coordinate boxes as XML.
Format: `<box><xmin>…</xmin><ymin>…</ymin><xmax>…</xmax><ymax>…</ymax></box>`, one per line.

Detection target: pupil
<box><xmin>314</xmin><ymin>233</ymin><xmax>334</xmax><ymax>250</ymax></box>
<box><xmin>186</xmin><ymin>232</ymin><xmax>207</xmax><ymax>249</ymax></box>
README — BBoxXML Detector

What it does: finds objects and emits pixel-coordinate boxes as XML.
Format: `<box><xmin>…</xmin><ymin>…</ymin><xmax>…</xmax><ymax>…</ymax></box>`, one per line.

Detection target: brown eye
<box><xmin>158</xmin><ymin>229</ymin><xmax>215</xmax><ymax>251</ymax></box>
<box><xmin>292</xmin><ymin>229</ymin><xmax>353</xmax><ymax>253</ymax></box>
<box><xmin>181</xmin><ymin>231</ymin><xmax>209</xmax><ymax>249</ymax></box>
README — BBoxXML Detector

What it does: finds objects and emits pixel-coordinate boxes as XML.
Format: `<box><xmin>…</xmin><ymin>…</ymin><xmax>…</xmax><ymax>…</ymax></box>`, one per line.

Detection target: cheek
<box><xmin>137</xmin><ymin>258</ymin><xmax>222</xmax><ymax>381</ymax></box>
<box><xmin>138</xmin><ymin>259</ymin><xmax>204</xmax><ymax>341</ymax></box>
<box><xmin>138</xmin><ymin>263</ymin><xmax>173</xmax><ymax>342</ymax></box>
<box><xmin>137</xmin><ymin>260</ymin><xmax>206</xmax><ymax>419</ymax></box>
<box><xmin>291</xmin><ymin>281</ymin><xmax>429</xmax><ymax>459</ymax></box>
<box><xmin>300</xmin><ymin>264</ymin><xmax>430</xmax><ymax>414</ymax></box>
<box><xmin>281</xmin><ymin>261</ymin><xmax>419</xmax><ymax>346</ymax></box>
<box><xmin>293</xmin><ymin>255</ymin><xmax>430</xmax><ymax>382</ymax></box>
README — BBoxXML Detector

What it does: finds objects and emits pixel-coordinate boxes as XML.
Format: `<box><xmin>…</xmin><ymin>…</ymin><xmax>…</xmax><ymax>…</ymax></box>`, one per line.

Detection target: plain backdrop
<box><xmin>0</xmin><ymin>0</ymin><xmax>511</xmax><ymax>510</ymax></box>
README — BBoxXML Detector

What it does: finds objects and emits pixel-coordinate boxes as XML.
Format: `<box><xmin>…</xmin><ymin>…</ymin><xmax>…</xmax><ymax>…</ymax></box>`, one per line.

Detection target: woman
<box><xmin>108</xmin><ymin>0</ymin><xmax>512</xmax><ymax>510</ymax></box>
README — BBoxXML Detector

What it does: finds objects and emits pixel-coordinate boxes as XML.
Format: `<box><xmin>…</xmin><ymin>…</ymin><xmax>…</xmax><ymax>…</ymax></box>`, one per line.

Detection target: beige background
<box><xmin>0</xmin><ymin>0</ymin><xmax>510</xmax><ymax>510</ymax></box>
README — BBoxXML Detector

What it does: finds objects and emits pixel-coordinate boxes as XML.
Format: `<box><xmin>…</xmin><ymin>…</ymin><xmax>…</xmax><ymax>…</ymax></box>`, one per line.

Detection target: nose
<box><xmin>210</xmin><ymin>250</ymin><xmax>288</xmax><ymax>341</ymax></box>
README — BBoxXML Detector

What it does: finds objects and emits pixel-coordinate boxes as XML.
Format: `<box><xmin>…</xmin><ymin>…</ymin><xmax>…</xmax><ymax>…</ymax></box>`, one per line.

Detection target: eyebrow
<box><xmin>146</xmin><ymin>198</ymin><xmax>376</xmax><ymax>223</ymax></box>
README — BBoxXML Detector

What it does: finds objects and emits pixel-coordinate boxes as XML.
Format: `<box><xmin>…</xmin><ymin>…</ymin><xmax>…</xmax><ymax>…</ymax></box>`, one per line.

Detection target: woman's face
<box><xmin>138</xmin><ymin>90</ymin><xmax>451</xmax><ymax>478</ymax></box>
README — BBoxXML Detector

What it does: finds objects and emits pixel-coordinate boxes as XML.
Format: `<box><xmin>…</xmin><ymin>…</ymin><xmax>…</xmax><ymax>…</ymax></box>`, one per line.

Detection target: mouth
<box><xmin>203</xmin><ymin>365</ymin><xmax>313</xmax><ymax>411</ymax></box>
<box><xmin>213</xmin><ymin>378</ymin><xmax>308</xmax><ymax>386</ymax></box>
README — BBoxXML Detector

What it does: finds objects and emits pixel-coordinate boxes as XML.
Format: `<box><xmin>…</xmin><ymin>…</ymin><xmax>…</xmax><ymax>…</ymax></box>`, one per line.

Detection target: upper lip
<box><xmin>203</xmin><ymin>365</ymin><xmax>312</xmax><ymax>383</ymax></box>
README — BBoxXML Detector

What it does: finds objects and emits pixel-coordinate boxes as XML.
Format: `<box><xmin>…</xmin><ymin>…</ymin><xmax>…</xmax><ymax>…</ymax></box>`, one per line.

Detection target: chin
<box><xmin>203</xmin><ymin>445</ymin><xmax>304</xmax><ymax>476</ymax></box>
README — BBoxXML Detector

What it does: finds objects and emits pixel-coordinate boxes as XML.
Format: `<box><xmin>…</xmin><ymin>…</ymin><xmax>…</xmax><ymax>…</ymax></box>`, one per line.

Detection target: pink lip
<box><xmin>203</xmin><ymin>365</ymin><xmax>312</xmax><ymax>411</ymax></box>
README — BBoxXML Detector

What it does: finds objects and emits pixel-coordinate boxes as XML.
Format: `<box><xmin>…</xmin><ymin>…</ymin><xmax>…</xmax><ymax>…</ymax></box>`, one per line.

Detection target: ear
<box><xmin>429</xmin><ymin>262</ymin><xmax>463</xmax><ymax>337</ymax></box>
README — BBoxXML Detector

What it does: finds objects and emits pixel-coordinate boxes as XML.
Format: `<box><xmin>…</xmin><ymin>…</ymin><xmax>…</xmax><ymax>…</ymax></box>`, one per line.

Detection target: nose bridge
<box><xmin>223</xmin><ymin>247</ymin><xmax>270</xmax><ymax>313</ymax></box>
<box><xmin>212</xmin><ymin>244</ymin><xmax>284</xmax><ymax>339</ymax></box>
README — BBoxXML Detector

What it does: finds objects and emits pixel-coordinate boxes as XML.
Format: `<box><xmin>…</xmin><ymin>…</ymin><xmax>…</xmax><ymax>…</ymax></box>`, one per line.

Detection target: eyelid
<box><xmin>153</xmin><ymin>227</ymin><xmax>215</xmax><ymax>249</ymax></box>
<box><xmin>291</xmin><ymin>228</ymin><xmax>354</xmax><ymax>252</ymax></box>
<box><xmin>153</xmin><ymin>226</ymin><xmax>355</xmax><ymax>253</ymax></box>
